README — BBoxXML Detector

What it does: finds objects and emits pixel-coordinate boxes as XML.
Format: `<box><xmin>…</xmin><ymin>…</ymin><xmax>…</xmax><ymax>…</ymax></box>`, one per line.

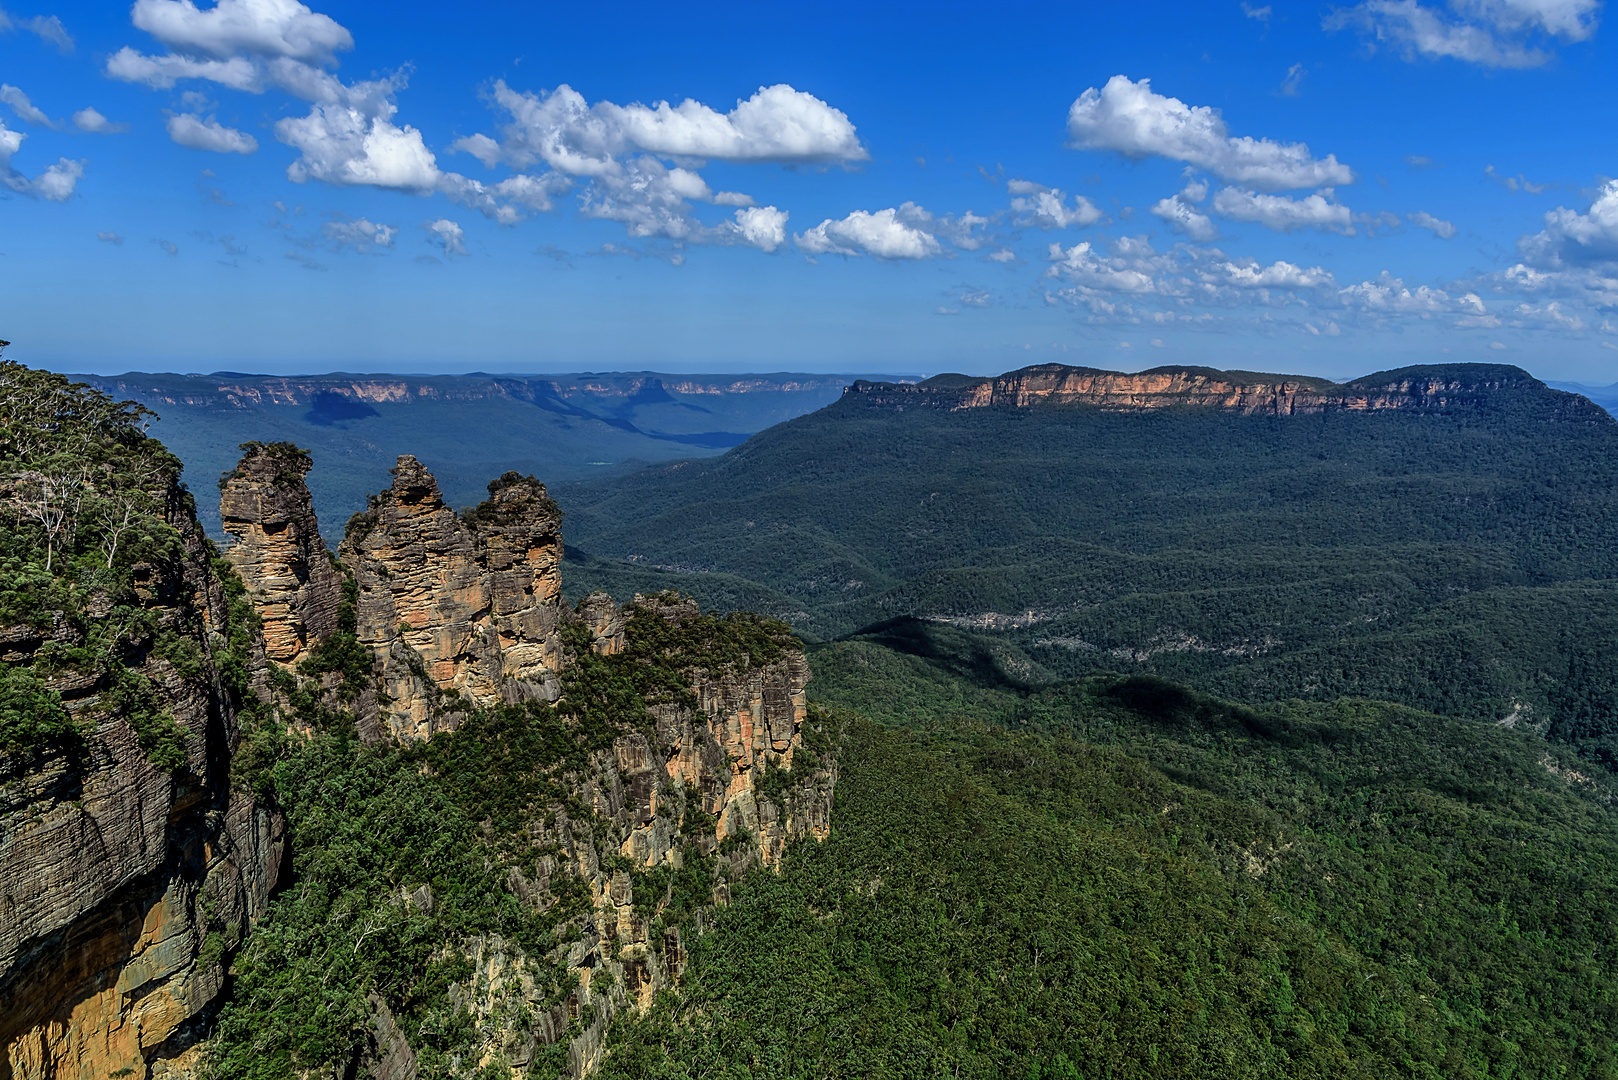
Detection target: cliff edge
<box><xmin>844</xmin><ymin>362</ymin><xmax>1613</xmax><ymax>421</ymax></box>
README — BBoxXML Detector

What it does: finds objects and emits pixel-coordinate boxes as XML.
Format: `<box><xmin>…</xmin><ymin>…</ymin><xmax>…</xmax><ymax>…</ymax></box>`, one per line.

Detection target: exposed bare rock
<box><xmin>0</xmin><ymin>478</ymin><xmax>283</xmax><ymax>1080</ymax></box>
<box><xmin>845</xmin><ymin>362</ymin><xmax>1613</xmax><ymax>420</ymax></box>
<box><xmin>339</xmin><ymin>458</ymin><xmax>565</xmax><ymax>741</ymax></box>
<box><xmin>219</xmin><ymin>442</ymin><xmax>343</xmax><ymax>667</ymax></box>
<box><xmin>578</xmin><ymin>591</ymin><xmax>624</xmax><ymax>656</ymax></box>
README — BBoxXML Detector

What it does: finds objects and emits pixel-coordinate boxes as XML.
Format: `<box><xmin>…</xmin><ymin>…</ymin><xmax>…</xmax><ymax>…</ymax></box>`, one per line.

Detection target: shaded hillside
<box><xmin>72</xmin><ymin>370</ymin><xmax>879</xmax><ymax>536</ymax></box>
<box><xmin>559</xmin><ymin>362</ymin><xmax>1618</xmax><ymax>765</ymax></box>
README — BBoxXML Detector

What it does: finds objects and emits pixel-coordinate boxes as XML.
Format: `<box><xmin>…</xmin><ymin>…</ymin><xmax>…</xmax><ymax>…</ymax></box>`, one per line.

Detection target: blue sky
<box><xmin>2</xmin><ymin>0</ymin><xmax>1617</xmax><ymax>381</ymax></box>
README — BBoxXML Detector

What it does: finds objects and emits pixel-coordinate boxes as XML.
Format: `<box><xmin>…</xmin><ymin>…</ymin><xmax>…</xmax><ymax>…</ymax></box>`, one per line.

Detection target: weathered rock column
<box><xmin>339</xmin><ymin>457</ymin><xmax>566</xmax><ymax>741</ymax></box>
<box><xmin>219</xmin><ymin>442</ymin><xmax>343</xmax><ymax>667</ymax></box>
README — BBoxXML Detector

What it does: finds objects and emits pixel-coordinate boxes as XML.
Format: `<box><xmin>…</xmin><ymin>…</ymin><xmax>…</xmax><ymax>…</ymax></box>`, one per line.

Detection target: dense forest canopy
<box><xmin>560</xmin><ymin>365</ymin><xmax>1618</xmax><ymax>769</ymax></box>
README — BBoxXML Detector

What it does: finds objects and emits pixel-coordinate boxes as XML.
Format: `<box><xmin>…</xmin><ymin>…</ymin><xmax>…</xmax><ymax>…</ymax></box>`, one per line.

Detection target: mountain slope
<box><xmin>558</xmin><ymin>362</ymin><xmax>1618</xmax><ymax>765</ymax></box>
<box><xmin>596</xmin><ymin>643</ymin><xmax>1618</xmax><ymax>1079</ymax></box>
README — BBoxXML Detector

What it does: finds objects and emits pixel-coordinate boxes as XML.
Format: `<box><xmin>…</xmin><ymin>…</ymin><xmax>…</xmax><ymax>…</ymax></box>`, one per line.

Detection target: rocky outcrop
<box><xmin>219</xmin><ymin>442</ymin><xmax>343</xmax><ymax>667</ymax></box>
<box><xmin>0</xmin><ymin>477</ymin><xmax>283</xmax><ymax>1080</ymax></box>
<box><xmin>339</xmin><ymin>458</ymin><xmax>566</xmax><ymax>742</ymax></box>
<box><xmin>845</xmin><ymin>362</ymin><xmax>1612</xmax><ymax>420</ymax></box>
<box><xmin>463</xmin><ymin>603</ymin><xmax>831</xmax><ymax>1075</ymax></box>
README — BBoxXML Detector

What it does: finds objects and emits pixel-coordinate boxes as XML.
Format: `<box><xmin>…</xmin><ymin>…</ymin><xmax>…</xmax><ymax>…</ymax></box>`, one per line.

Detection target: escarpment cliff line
<box><xmin>847</xmin><ymin>362</ymin><xmax>1612</xmax><ymax>420</ymax></box>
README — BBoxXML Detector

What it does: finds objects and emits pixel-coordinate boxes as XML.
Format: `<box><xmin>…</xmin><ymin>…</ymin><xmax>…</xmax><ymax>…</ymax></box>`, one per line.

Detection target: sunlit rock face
<box><xmin>0</xmin><ymin>471</ymin><xmax>283</xmax><ymax>1080</ymax></box>
<box><xmin>844</xmin><ymin>362</ymin><xmax>1609</xmax><ymax>419</ymax></box>
<box><xmin>339</xmin><ymin>457</ymin><xmax>566</xmax><ymax>742</ymax></box>
<box><xmin>219</xmin><ymin>442</ymin><xmax>343</xmax><ymax>668</ymax></box>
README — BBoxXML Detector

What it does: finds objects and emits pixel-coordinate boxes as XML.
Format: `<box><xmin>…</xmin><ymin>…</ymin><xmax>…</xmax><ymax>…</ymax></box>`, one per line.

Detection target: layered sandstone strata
<box><xmin>339</xmin><ymin>457</ymin><xmax>566</xmax><ymax>741</ymax></box>
<box><xmin>219</xmin><ymin>442</ymin><xmax>343</xmax><ymax>666</ymax></box>
<box><xmin>0</xmin><ymin>476</ymin><xmax>282</xmax><ymax>1080</ymax></box>
<box><xmin>845</xmin><ymin>362</ymin><xmax>1589</xmax><ymax>417</ymax></box>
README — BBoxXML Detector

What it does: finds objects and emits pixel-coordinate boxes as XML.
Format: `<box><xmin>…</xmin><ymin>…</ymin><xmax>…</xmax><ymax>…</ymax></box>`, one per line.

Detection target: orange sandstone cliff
<box><xmin>845</xmin><ymin>362</ymin><xmax>1605</xmax><ymax>419</ymax></box>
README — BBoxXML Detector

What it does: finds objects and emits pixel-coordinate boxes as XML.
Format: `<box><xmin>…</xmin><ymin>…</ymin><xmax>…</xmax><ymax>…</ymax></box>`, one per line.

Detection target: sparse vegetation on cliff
<box><xmin>0</xmin><ymin>361</ymin><xmax>199</xmax><ymax>762</ymax></box>
<box><xmin>210</xmin><ymin>586</ymin><xmax>818</xmax><ymax>1079</ymax></box>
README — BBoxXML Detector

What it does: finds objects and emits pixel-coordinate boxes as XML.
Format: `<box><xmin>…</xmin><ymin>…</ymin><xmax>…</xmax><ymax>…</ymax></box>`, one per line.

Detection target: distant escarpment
<box><xmin>846</xmin><ymin>362</ymin><xmax>1612</xmax><ymax>420</ymax></box>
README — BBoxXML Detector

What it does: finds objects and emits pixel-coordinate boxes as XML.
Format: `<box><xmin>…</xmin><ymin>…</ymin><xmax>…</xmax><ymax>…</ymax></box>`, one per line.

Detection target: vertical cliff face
<box><xmin>338</xmin><ymin>457</ymin><xmax>565</xmax><ymax>741</ymax></box>
<box><xmin>473</xmin><ymin>594</ymin><xmax>834</xmax><ymax>1076</ymax></box>
<box><xmin>0</xmin><ymin>477</ymin><xmax>283</xmax><ymax>1080</ymax></box>
<box><xmin>841</xmin><ymin>362</ymin><xmax>1610</xmax><ymax>420</ymax></box>
<box><xmin>218</xmin><ymin>442</ymin><xmax>343</xmax><ymax>668</ymax></box>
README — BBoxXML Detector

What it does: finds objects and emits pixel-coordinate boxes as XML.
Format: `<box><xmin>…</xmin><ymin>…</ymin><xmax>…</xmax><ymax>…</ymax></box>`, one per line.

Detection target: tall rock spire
<box><xmin>219</xmin><ymin>442</ymin><xmax>343</xmax><ymax>666</ymax></box>
<box><xmin>339</xmin><ymin>457</ymin><xmax>566</xmax><ymax>741</ymax></box>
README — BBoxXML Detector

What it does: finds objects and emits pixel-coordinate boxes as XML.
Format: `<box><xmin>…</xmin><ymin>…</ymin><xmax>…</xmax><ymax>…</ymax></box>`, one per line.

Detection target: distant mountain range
<box><xmin>72</xmin><ymin>370</ymin><xmax>905</xmax><ymax>535</ymax></box>
<box><xmin>1550</xmin><ymin>379</ymin><xmax>1618</xmax><ymax>415</ymax></box>
<box><xmin>558</xmin><ymin>361</ymin><xmax>1618</xmax><ymax>769</ymax></box>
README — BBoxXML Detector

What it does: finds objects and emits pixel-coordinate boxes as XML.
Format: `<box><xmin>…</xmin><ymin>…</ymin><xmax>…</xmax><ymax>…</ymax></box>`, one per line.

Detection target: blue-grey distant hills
<box><xmin>1550</xmin><ymin>380</ymin><xmax>1618</xmax><ymax>416</ymax></box>
<box><xmin>72</xmin><ymin>370</ymin><xmax>900</xmax><ymax>536</ymax></box>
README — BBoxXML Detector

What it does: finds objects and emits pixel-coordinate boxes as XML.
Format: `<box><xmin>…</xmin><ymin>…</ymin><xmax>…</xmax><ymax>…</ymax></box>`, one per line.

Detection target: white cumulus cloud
<box><xmin>0</xmin><ymin>84</ymin><xmax>56</xmax><ymax>128</ymax></box>
<box><xmin>73</xmin><ymin>107</ymin><xmax>128</xmax><ymax>133</ymax></box>
<box><xmin>167</xmin><ymin>112</ymin><xmax>257</xmax><ymax>153</ymax></box>
<box><xmin>1211</xmin><ymin>187</ymin><xmax>1355</xmax><ymax>234</ymax></box>
<box><xmin>1409</xmin><ymin>210</ymin><xmax>1458</xmax><ymax>238</ymax></box>
<box><xmin>1150</xmin><ymin>179</ymin><xmax>1218</xmax><ymax>241</ymax></box>
<box><xmin>454</xmin><ymin>81</ymin><xmax>866</xmax><ymax>174</ymax></box>
<box><xmin>1067</xmin><ymin>75</ymin><xmax>1353</xmax><ymax>190</ymax></box>
<box><xmin>1218</xmin><ymin>259</ymin><xmax>1335</xmax><ymax>288</ymax></box>
<box><xmin>423</xmin><ymin>218</ymin><xmax>466</xmax><ymax>257</ymax></box>
<box><xmin>0</xmin><ymin>117</ymin><xmax>83</xmax><ymax>200</ymax></box>
<box><xmin>277</xmin><ymin>96</ymin><xmax>434</xmax><ymax>187</ymax></box>
<box><xmin>1338</xmin><ymin>271</ymin><xmax>1478</xmax><ymax>315</ymax></box>
<box><xmin>728</xmin><ymin>205</ymin><xmax>789</xmax><ymax>252</ymax></box>
<box><xmin>1518</xmin><ymin>179</ymin><xmax>1618</xmax><ymax>267</ymax></box>
<box><xmin>796</xmin><ymin>206</ymin><xmax>943</xmax><ymax>259</ymax></box>
<box><xmin>1007</xmin><ymin>179</ymin><xmax>1105</xmax><ymax>229</ymax></box>
<box><xmin>130</xmin><ymin>0</ymin><xmax>352</xmax><ymax>64</ymax></box>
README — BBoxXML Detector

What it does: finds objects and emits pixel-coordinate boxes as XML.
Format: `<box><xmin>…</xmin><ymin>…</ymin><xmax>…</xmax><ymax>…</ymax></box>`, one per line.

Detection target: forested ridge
<box><xmin>559</xmin><ymin>363</ymin><xmax>1618</xmax><ymax>770</ymax></box>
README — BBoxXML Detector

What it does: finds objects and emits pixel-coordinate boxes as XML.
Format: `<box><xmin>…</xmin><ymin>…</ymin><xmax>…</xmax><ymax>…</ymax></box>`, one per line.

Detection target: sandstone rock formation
<box><xmin>338</xmin><ymin>457</ymin><xmax>566</xmax><ymax>741</ymax></box>
<box><xmin>846</xmin><ymin>362</ymin><xmax>1612</xmax><ymax>420</ymax></box>
<box><xmin>469</xmin><ymin>595</ymin><xmax>832</xmax><ymax>1075</ymax></box>
<box><xmin>219</xmin><ymin>442</ymin><xmax>343</xmax><ymax>667</ymax></box>
<box><xmin>1</xmin><ymin>438</ymin><xmax>832</xmax><ymax>1080</ymax></box>
<box><xmin>0</xmin><ymin>474</ymin><xmax>283</xmax><ymax>1080</ymax></box>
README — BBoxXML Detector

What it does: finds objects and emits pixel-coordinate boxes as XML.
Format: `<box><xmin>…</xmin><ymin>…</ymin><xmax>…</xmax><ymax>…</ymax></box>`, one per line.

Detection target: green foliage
<box><xmin>599</xmin><ymin>648</ymin><xmax>1618</xmax><ymax>1078</ymax></box>
<box><xmin>103</xmin><ymin>662</ymin><xmax>186</xmax><ymax>769</ymax></box>
<box><xmin>217</xmin><ymin>441</ymin><xmax>311</xmax><ymax>491</ymax></box>
<box><xmin>459</xmin><ymin>470</ymin><xmax>561</xmax><ymax>529</ymax></box>
<box><xmin>559</xmin><ymin>374</ymin><xmax>1618</xmax><ymax>768</ymax></box>
<box><xmin>0</xmin><ymin>665</ymin><xmax>79</xmax><ymax>753</ymax></box>
<box><xmin>556</xmin><ymin>595</ymin><xmax>792</xmax><ymax>746</ymax></box>
<box><xmin>298</xmin><ymin>575</ymin><xmax>373</xmax><ymax>702</ymax></box>
<box><xmin>0</xmin><ymin>361</ymin><xmax>206</xmax><ymax>764</ymax></box>
<box><xmin>211</xmin><ymin>728</ymin><xmax>577</xmax><ymax>1080</ymax></box>
<box><xmin>212</xmin><ymin>591</ymin><xmax>794</xmax><ymax>1077</ymax></box>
